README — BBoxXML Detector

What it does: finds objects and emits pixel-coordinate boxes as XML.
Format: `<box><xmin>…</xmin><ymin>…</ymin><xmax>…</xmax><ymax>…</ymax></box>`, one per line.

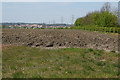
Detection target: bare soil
<box><xmin>2</xmin><ymin>29</ymin><xmax>119</xmax><ymax>52</ymax></box>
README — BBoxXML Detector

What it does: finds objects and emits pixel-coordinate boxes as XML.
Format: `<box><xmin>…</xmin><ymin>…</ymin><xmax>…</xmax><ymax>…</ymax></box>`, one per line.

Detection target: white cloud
<box><xmin>1</xmin><ymin>0</ymin><xmax>120</xmax><ymax>2</ymax></box>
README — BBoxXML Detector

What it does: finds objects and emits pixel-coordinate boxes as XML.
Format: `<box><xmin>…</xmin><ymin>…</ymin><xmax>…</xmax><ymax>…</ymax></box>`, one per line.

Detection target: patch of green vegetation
<box><xmin>70</xmin><ymin>25</ymin><xmax>120</xmax><ymax>33</ymax></box>
<box><xmin>2</xmin><ymin>46</ymin><xmax>119</xmax><ymax>78</ymax></box>
<box><xmin>12</xmin><ymin>71</ymin><xmax>25</xmax><ymax>78</ymax></box>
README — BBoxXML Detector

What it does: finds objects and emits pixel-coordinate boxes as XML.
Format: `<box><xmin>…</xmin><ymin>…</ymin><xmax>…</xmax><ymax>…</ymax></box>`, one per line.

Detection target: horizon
<box><xmin>2</xmin><ymin>2</ymin><xmax>118</xmax><ymax>24</ymax></box>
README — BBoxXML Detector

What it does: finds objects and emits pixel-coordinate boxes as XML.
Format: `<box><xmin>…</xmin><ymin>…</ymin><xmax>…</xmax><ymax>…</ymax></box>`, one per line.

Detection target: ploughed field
<box><xmin>2</xmin><ymin>29</ymin><xmax>119</xmax><ymax>52</ymax></box>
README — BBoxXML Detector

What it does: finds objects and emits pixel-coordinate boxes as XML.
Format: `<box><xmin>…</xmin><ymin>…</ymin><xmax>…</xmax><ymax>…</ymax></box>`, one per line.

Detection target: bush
<box><xmin>74</xmin><ymin>11</ymin><xmax>118</xmax><ymax>27</ymax></box>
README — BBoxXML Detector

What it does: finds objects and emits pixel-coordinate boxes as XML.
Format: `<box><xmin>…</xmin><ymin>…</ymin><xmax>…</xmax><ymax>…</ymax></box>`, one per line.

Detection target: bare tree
<box><xmin>111</xmin><ymin>7</ymin><xmax>118</xmax><ymax>17</ymax></box>
<box><xmin>101</xmin><ymin>2</ymin><xmax>111</xmax><ymax>12</ymax></box>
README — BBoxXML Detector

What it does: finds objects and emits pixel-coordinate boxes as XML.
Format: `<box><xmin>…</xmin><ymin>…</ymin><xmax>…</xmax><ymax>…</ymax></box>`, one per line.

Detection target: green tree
<box><xmin>74</xmin><ymin>11</ymin><xmax>118</xmax><ymax>27</ymax></box>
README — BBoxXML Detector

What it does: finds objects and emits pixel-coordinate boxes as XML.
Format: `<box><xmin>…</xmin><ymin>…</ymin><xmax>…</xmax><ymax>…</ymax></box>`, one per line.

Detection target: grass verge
<box><xmin>2</xmin><ymin>46</ymin><xmax>119</xmax><ymax>78</ymax></box>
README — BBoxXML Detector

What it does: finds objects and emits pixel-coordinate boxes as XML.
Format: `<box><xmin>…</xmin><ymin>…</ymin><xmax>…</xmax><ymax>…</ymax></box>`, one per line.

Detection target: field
<box><xmin>2</xmin><ymin>45</ymin><xmax>119</xmax><ymax>78</ymax></box>
<box><xmin>2</xmin><ymin>29</ymin><xmax>120</xmax><ymax>78</ymax></box>
<box><xmin>2</xmin><ymin>29</ymin><xmax>119</xmax><ymax>52</ymax></box>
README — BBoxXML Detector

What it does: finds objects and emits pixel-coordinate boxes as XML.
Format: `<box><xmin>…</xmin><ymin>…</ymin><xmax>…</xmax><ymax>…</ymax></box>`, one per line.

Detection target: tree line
<box><xmin>74</xmin><ymin>2</ymin><xmax>119</xmax><ymax>27</ymax></box>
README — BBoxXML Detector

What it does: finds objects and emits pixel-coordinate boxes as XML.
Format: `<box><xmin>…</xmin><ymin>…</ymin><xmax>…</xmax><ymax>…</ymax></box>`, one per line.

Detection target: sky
<box><xmin>1</xmin><ymin>0</ymin><xmax>119</xmax><ymax>2</ymax></box>
<box><xmin>2</xmin><ymin>2</ymin><xmax>118</xmax><ymax>24</ymax></box>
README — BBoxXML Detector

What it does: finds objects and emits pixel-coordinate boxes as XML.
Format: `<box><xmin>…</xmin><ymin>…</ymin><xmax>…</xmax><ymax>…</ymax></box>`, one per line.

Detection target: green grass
<box><xmin>70</xmin><ymin>26</ymin><xmax>120</xmax><ymax>33</ymax></box>
<box><xmin>2</xmin><ymin>46</ymin><xmax>119</xmax><ymax>78</ymax></box>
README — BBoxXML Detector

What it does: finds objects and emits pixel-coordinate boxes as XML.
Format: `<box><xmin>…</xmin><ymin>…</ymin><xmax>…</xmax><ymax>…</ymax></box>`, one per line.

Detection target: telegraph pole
<box><xmin>61</xmin><ymin>16</ymin><xmax>64</xmax><ymax>24</ymax></box>
<box><xmin>71</xmin><ymin>15</ymin><xmax>74</xmax><ymax>25</ymax></box>
<box><xmin>49</xmin><ymin>20</ymin><xmax>50</xmax><ymax>24</ymax></box>
<box><xmin>53</xmin><ymin>20</ymin><xmax>55</xmax><ymax>24</ymax></box>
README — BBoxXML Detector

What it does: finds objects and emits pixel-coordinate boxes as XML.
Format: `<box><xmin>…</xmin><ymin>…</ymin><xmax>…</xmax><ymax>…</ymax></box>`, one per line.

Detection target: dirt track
<box><xmin>2</xmin><ymin>29</ymin><xmax>119</xmax><ymax>52</ymax></box>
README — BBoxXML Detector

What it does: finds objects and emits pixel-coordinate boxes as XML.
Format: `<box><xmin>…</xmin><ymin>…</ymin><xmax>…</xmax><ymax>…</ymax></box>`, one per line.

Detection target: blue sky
<box><xmin>2</xmin><ymin>2</ymin><xmax>117</xmax><ymax>24</ymax></box>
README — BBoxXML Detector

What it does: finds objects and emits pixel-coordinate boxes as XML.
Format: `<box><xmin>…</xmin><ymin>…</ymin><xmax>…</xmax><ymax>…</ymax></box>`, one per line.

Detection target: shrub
<box><xmin>74</xmin><ymin>11</ymin><xmax>118</xmax><ymax>27</ymax></box>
